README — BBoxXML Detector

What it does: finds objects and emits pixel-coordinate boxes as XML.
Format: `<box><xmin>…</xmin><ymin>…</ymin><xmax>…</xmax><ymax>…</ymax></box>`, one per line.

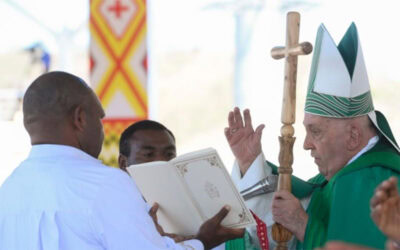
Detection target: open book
<box><xmin>127</xmin><ymin>148</ymin><xmax>255</xmax><ymax>235</ymax></box>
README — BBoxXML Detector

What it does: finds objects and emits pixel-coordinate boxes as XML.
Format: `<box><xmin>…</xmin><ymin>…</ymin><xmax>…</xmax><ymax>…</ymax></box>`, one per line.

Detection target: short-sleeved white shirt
<box><xmin>0</xmin><ymin>144</ymin><xmax>203</xmax><ymax>250</ymax></box>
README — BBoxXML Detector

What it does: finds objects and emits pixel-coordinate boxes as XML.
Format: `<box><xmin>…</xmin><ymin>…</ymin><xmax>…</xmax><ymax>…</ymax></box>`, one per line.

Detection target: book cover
<box><xmin>127</xmin><ymin>148</ymin><xmax>255</xmax><ymax>235</ymax></box>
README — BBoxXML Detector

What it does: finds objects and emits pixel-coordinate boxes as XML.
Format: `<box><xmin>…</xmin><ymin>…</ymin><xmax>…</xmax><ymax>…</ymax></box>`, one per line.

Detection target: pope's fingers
<box><xmin>228</xmin><ymin>111</ymin><xmax>235</xmax><ymax>128</ymax></box>
<box><xmin>273</xmin><ymin>190</ymin><xmax>294</xmax><ymax>200</ymax></box>
<box><xmin>272</xmin><ymin>213</ymin><xmax>285</xmax><ymax>225</ymax></box>
<box><xmin>224</xmin><ymin>127</ymin><xmax>231</xmax><ymax>140</ymax></box>
<box><xmin>255</xmin><ymin>124</ymin><xmax>265</xmax><ymax>139</ymax></box>
<box><xmin>233</xmin><ymin>107</ymin><xmax>244</xmax><ymax>128</ymax></box>
<box><xmin>243</xmin><ymin>109</ymin><xmax>253</xmax><ymax>130</ymax></box>
<box><xmin>272</xmin><ymin>196</ymin><xmax>289</xmax><ymax>212</ymax></box>
<box><xmin>272</xmin><ymin>205</ymin><xmax>285</xmax><ymax>216</ymax></box>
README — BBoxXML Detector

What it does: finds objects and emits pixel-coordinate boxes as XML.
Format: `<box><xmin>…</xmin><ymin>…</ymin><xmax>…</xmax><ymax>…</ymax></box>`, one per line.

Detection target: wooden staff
<box><xmin>270</xmin><ymin>12</ymin><xmax>312</xmax><ymax>250</ymax></box>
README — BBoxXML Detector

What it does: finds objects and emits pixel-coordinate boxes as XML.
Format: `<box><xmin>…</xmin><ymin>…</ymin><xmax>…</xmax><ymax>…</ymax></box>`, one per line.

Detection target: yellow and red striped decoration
<box><xmin>90</xmin><ymin>0</ymin><xmax>147</xmax><ymax>166</ymax></box>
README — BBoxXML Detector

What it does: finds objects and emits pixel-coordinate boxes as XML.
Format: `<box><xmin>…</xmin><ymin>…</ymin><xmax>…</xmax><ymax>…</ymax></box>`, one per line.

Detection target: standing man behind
<box><xmin>0</xmin><ymin>71</ymin><xmax>243</xmax><ymax>250</ymax></box>
<box><xmin>226</xmin><ymin>23</ymin><xmax>400</xmax><ymax>250</ymax></box>
<box><xmin>117</xmin><ymin>121</ymin><xmax>232</xmax><ymax>250</ymax></box>
<box><xmin>117</xmin><ymin>120</ymin><xmax>184</xmax><ymax>242</ymax></box>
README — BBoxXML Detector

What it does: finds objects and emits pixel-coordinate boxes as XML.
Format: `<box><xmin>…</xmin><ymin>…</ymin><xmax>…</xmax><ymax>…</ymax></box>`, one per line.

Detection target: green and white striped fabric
<box><xmin>305</xmin><ymin>23</ymin><xmax>374</xmax><ymax>118</ymax></box>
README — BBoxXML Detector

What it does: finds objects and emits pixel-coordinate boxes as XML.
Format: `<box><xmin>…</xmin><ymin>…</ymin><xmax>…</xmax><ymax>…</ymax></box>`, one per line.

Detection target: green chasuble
<box><xmin>225</xmin><ymin>138</ymin><xmax>400</xmax><ymax>250</ymax></box>
<box><xmin>299</xmin><ymin>139</ymin><xmax>400</xmax><ymax>250</ymax></box>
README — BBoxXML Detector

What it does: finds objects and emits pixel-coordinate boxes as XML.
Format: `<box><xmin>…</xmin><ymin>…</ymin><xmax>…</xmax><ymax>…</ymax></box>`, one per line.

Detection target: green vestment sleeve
<box><xmin>269</xmin><ymin>161</ymin><xmax>325</xmax><ymax>199</ymax></box>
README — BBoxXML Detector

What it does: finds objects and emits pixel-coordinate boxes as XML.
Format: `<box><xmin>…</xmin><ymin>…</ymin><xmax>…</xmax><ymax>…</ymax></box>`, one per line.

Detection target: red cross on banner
<box><xmin>90</xmin><ymin>0</ymin><xmax>147</xmax><ymax>166</ymax></box>
<box><xmin>108</xmin><ymin>0</ymin><xmax>129</xmax><ymax>18</ymax></box>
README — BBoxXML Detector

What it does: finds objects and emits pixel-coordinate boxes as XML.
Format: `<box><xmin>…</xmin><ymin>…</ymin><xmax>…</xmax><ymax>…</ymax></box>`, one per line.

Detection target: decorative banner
<box><xmin>90</xmin><ymin>0</ymin><xmax>147</xmax><ymax>166</ymax></box>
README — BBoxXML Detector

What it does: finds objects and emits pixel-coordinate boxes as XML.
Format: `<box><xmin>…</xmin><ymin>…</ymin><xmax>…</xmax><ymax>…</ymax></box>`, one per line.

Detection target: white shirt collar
<box><xmin>346</xmin><ymin>135</ymin><xmax>379</xmax><ymax>165</ymax></box>
<box><xmin>28</xmin><ymin>144</ymin><xmax>101</xmax><ymax>164</ymax></box>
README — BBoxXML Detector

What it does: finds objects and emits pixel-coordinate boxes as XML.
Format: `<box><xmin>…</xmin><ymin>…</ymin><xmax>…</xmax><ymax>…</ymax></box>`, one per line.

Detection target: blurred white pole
<box><xmin>204</xmin><ymin>0</ymin><xmax>264</xmax><ymax>108</ymax></box>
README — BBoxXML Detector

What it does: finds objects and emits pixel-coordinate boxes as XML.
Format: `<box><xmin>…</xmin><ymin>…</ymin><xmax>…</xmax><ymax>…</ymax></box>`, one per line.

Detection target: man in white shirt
<box><xmin>0</xmin><ymin>71</ymin><xmax>244</xmax><ymax>250</ymax></box>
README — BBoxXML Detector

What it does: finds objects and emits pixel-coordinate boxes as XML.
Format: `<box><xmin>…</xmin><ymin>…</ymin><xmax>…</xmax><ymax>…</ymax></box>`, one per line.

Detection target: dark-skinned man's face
<box><xmin>119</xmin><ymin>129</ymin><xmax>176</xmax><ymax>171</ymax></box>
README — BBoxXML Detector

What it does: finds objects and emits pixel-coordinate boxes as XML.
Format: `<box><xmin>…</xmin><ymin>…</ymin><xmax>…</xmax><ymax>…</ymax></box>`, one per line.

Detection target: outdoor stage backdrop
<box><xmin>89</xmin><ymin>0</ymin><xmax>147</xmax><ymax>166</ymax></box>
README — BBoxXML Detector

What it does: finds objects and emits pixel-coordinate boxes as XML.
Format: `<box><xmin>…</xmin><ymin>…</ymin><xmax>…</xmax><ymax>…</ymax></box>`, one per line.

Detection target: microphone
<box><xmin>240</xmin><ymin>175</ymin><xmax>279</xmax><ymax>201</ymax></box>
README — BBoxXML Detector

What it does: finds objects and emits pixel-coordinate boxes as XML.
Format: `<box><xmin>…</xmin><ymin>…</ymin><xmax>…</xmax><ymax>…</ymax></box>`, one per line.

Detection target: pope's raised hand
<box><xmin>224</xmin><ymin>107</ymin><xmax>265</xmax><ymax>176</ymax></box>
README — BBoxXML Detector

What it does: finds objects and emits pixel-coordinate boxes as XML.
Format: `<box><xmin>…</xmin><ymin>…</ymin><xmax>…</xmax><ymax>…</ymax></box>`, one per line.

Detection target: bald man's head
<box><xmin>23</xmin><ymin>71</ymin><xmax>91</xmax><ymax>127</ymax></box>
<box><xmin>23</xmin><ymin>71</ymin><xmax>105</xmax><ymax>157</ymax></box>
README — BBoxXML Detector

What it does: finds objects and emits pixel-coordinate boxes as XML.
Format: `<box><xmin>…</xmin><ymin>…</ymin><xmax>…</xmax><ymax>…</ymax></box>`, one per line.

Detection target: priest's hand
<box><xmin>195</xmin><ymin>205</ymin><xmax>245</xmax><ymax>249</ymax></box>
<box><xmin>149</xmin><ymin>203</ymin><xmax>194</xmax><ymax>242</ymax></box>
<box><xmin>272</xmin><ymin>190</ymin><xmax>308</xmax><ymax>242</ymax></box>
<box><xmin>224</xmin><ymin>107</ymin><xmax>265</xmax><ymax>176</ymax></box>
<box><xmin>370</xmin><ymin>177</ymin><xmax>400</xmax><ymax>242</ymax></box>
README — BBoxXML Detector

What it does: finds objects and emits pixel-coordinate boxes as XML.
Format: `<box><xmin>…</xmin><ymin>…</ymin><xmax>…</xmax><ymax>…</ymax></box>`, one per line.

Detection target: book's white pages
<box><xmin>127</xmin><ymin>148</ymin><xmax>255</xmax><ymax>235</ymax></box>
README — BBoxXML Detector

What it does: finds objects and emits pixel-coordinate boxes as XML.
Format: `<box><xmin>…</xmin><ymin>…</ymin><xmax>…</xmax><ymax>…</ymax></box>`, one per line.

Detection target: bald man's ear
<box><xmin>118</xmin><ymin>154</ymin><xmax>128</xmax><ymax>172</ymax></box>
<box><xmin>72</xmin><ymin>105</ymin><xmax>87</xmax><ymax>132</ymax></box>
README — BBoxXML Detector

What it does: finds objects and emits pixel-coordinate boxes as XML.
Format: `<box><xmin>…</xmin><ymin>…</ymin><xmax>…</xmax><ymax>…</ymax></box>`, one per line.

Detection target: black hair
<box><xmin>119</xmin><ymin>120</ymin><xmax>175</xmax><ymax>157</ymax></box>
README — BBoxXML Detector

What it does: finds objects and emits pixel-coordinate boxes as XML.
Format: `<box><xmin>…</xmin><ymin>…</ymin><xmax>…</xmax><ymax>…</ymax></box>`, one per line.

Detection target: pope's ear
<box><xmin>72</xmin><ymin>105</ymin><xmax>87</xmax><ymax>132</ymax></box>
<box><xmin>348</xmin><ymin>124</ymin><xmax>361</xmax><ymax>151</ymax></box>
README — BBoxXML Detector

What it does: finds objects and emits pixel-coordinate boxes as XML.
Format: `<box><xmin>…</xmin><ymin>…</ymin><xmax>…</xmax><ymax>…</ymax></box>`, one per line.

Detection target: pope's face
<box><xmin>303</xmin><ymin>113</ymin><xmax>351</xmax><ymax>180</ymax></box>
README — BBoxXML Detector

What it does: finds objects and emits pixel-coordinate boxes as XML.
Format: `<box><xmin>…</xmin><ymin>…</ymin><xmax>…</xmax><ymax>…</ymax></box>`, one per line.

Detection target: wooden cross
<box><xmin>270</xmin><ymin>12</ymin><xmax>312</xmax><ymax>250</ymax></box>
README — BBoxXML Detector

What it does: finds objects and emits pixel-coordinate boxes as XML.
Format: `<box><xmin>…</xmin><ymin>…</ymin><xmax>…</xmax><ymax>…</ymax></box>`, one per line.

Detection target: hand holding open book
<box><xmin>127</xmin><ymin>148</ymin><xmax>255</xmax><ymax>239</ymax></box>
<box><xmin>149</xmin><ymin>201</ymin><xmax>244</xmax><ymax>249</ymax></box>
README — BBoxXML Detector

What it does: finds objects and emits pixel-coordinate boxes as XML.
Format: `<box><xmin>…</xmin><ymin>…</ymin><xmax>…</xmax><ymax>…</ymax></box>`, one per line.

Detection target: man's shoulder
<box><xmin>94</xmin><ymin>161</ymin><xmax>127</xmax><ymax>176</ymax></box>
<box><xmin>334</xmin><ymin>147</ymin><xmax>400</xmax><ymax>182</ymax></box>
<box><xmin>85</xmin><ymin>161</ymin><xmax>133</xmax><ymax>186</ymax></box>
<box><xmin>54</xmin><ymin>157</ymin><xmax>135</xmax><ymax>199</ymax></box>
<box><xmin>68</xmin><ymin>156</ymin><xmax>129</xmax><ymax>178</ymax></box>
<box><xmin>333</xmin><ymin>164</ymin><xmax>400</xmax><ymax>193</ymax></box>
